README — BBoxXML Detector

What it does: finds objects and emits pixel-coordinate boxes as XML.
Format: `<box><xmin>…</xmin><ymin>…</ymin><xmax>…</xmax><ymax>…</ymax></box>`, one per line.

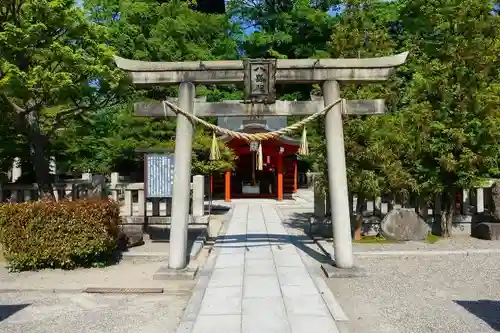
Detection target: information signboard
<box><xmin>145</xmin><ymin>154</ymin><xmax>175</xmax><ymax>198</ymax></box>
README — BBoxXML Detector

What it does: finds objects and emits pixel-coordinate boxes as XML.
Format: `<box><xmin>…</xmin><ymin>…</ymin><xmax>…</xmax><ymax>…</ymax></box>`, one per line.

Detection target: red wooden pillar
<box><xmin>210</xmin><ymin>175</ymin><xmax>214</xmax><ymax>195</ymax></box>
<box><xmin>224</xmin><ymin>169</ymin><xmax>231</xmax><ymax>202</ymax></box>
<box><xmin>277</xmin><ymin>155</ymin><xmax>283</xmax><ymax>201</ymax></box>
<box><xmin>293</xmin><ymin>160</ymin><xmax>298</xmax><ymax>193</ymax></box>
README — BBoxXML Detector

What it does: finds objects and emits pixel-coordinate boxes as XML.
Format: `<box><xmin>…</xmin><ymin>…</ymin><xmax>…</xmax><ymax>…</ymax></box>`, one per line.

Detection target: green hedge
<box><xmin>0</xmin><ymin>199</ymin><xmax>121</xmax><ymax>271</ymax></box>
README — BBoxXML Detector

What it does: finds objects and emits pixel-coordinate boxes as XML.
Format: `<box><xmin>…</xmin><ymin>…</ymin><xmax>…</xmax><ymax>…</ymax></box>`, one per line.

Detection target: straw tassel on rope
<box><xmin>209</xmin><ymin>132</ymin><xmax>221</xmax><ymax>161</ymax></box>
<box><xmin>257</xmin><ymin>141</ymin><xmax>263</xmax><ymax>171</ymax></box>
<box><xmin>298</xmin><ymin>127</ymin><xmax>309</xmax><ymax>156</ymax></box>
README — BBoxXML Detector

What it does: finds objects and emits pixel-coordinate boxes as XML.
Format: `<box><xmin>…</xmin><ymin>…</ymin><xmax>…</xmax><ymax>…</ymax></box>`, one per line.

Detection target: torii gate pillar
<box><xmin>323</xmin><ymin>80</ymin><xmax>353</xmax><ymax>268</ymax></box>
<box><xmin>169</xmin><ymin>82</ymin><xmax>195</xmax><ymax>269</ymax></box>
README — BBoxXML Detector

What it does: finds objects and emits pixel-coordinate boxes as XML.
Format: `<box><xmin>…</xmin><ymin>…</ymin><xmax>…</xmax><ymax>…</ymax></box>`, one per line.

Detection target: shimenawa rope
<box><xmin>162</xmin><ymin>98</ymin><xmax>343</xmax><ymax>142</ymax></box>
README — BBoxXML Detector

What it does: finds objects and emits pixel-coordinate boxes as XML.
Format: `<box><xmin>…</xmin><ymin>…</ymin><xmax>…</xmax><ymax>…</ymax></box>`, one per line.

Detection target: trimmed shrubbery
<box><xmin>0</xmin><ymin>199</ymin><xmax>121</xmax><ymax>271</ymax></box>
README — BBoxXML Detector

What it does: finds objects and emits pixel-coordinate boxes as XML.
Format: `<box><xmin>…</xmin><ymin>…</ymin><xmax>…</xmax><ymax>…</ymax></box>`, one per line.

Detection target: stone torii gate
<box><xmin>114</xmin><ymin>53</ymin><xmax>408</xmax><ymax>272</ymax></box>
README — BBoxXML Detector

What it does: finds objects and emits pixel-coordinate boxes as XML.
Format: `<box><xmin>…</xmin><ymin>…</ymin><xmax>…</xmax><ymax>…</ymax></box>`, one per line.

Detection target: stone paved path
<box><xmin>186</xmin><ymin>203</ymin><xmax>340</xmax><ymax>333</ymax></box>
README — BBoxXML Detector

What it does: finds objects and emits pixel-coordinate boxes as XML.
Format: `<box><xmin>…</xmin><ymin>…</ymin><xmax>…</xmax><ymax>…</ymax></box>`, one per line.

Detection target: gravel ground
<box><xmin>0</xmin><ymin>261</ymin><xmax>196</xmax><ymax>291</ymax></box>
<box><xmin>278</xmin><ymin>204</ymin><xmax>500</xmax><ymax>333</ymax></box>
<box><xmin>327</xmin><ymin>255</ymin><xmax>500</xmax><ymax>333</ymax></box>
<box><xmin>0</xmin><ymin>292</ymin><xmax>189</xmax><ymax>333</ymax></box>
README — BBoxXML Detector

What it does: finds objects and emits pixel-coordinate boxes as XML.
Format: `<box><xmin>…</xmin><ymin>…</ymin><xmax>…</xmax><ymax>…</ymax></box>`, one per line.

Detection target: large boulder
<box><xmin>117</xmin><ymin>225</ymin><xmax>144</xmax><ymax>250</ymax></box>
<box><xmin>472</xmin><ymin>222</ymin><xmax>500</xmax><ymax>240</ymax></box>
<box><xmin>380</xmin><ymin>208</ymin><xmax>429</xmax><ymax>241</ymax></box>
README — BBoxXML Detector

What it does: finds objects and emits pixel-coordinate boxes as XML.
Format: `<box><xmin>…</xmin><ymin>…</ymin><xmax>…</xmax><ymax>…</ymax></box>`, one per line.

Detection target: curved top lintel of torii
<box><xmin>114</xmin><ymin>52</ymin><xmax>409</xmax><ymax>72</ymax></box>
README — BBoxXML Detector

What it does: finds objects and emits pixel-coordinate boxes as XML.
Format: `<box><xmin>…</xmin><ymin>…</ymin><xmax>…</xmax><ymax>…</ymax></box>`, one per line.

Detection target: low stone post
<box><xmin>138</xmin><ymin>188</ymin><xmax>145</xmax><ymax>217</ymax></box>
<box><xmin>49</xmin><ymin>156</ymin><xmax>57</xmax><ymax>176</ymax></box>
<box><xmin>192</xmin><ymin>175</ymin><xmax>205</xmax><ymax>218</ymax></box>
<box><xmin>476</xmin><ymin>187</ymin><xmax>484</xmax><ymax>213</ymax></box>
<box><xmin>366</xmin><ymin>200</ymin><xmax>374</xmax><ymax>215</ymax></box>
<box><xmin>461</xmin><ymin>189</ymin><xmax>470</xmax><ymax>215</ymax></box>
<box><xmin>11</xmin><ymin>157</ymin><xmax>22</xmax><ymax>183</ymax></box>
<box><xmin>109</xmin><ymin>172</ymin><xmax>120</xmax><ymax>201</ymax></box>
<box><xmin>110</xmin><ymin>172</ymin><xmax>119</xmax><ymax>187</ymax></box>
<box><xmin>313</xmin><ymin>175</ymin><xmax>326</xmax><ymax>218</ymax></box>
<box><xmin>124</xmin><ymin>186</ymin><xmax>133</xmax><ymax>217</ymax></box>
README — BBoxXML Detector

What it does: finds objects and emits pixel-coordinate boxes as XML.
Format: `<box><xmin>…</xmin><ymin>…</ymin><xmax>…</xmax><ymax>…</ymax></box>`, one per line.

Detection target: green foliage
<box><xmin>424</xmin><ymin>233</ymin><xmax>441</xmax><ymax>244</ymax></box>
<box><xmin>309</xmin><ymin>0</ymin><xmax>500</xmax><ymax>237</ymax></box>
<box><xmin>0</xmin><ymin>0</ymin><xmax>129</xmax><ymax>188</ymax></box>
<box><xmin>85</xmin><ymin>0</ymin><xmax>240</xmax><ymax>62</ymax></box>
<box><xmin>230</xmin><ymin>0</ymin><xmax>337</xmax><ymax>59</ymax></box>
<box><xmin>62</xmin><ymin>0</ymin><xmax>241</xmax><ymax>174</ymax></box>
<box><xmin>0</xmin><ymin>199</ymin><xmax>121</xmax><ymax>271</ymax></box>
<box><xmin>353</xmin><ymin>235</ymin><xmax>397</xmax><ymax>244</ymax></box>
<box><xmin>394</xmin><ymin>0</ymin><xmax>500</xmax><ymax>236</ymax></box>
<box><xmin>0</xmin><ymin>0</ymin><xmax>128</xmax><ymax>118</ymax></box>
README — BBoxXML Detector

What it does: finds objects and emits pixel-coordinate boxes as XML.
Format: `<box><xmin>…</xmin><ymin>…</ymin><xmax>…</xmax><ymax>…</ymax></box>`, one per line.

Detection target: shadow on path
<box><xmin>455</xmin><ymin>300</ymin><xmax>500</xmax><ymax>331</ymax></box>
<box><xmin>218</xmin><ymin>208</ymin><xmax>332</xmax><ymax>266</ymax></box>
<box><xmin>217</xmin><ymin>233</ymin><xmax>332</xmax><ymax>265</ymax></box>
<box><xmin>0</xmin><ymin>304</ymin><xmax>29</xmax><ymax>322</ymax></box>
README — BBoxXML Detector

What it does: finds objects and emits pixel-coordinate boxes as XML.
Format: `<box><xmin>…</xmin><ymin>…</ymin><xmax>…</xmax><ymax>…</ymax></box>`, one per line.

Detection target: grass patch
<box><xmin>353</xmin><ymin>235</ymin><xmax>398</xmax><ymax>244</ymax></box>
<box><xmin>424</xmin><ymin>233</ymin><xmax>441</xmax><ymax>244</ymax></box>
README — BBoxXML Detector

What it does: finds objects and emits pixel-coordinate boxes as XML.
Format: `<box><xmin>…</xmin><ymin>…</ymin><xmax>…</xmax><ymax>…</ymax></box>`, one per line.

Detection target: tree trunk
<box><xmin>440</xmin><ymin>191</ymin><xmax>455</xmax><ymax>237</ymax></box>
<box><xmin>24</xmin><ymin>110</ymin><xmax>54</xmax><ymax>200</ymax></box>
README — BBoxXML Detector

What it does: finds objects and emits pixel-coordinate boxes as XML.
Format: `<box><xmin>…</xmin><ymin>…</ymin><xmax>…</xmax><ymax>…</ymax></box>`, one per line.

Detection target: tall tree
<box><xmin>397</xmin><ymin>0</ymin><xmax>500</xmax><ymax>236</ymax></box>
<box><xmin>78</xmin><ymin>0</ymin><xmax>240</xmax><ymax>175</ymax></box>
<box><xmin>312</xmin><ymin>0</ymin><xmax>414</xmax><ymax>209</ymax></box>
<box><xmin>0</xmin><ymin>0</ymin><xmax>127</xmax><ymax>196</ymax></box>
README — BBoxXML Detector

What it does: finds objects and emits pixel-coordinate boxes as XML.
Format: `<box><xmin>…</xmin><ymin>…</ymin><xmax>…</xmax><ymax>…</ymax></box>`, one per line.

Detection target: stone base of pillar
<box><xmin>153</xmin><ymin>265</ymin><xmax>199</xmax><ymax>280</ymax></box>
<box><xmin>320</xmin><ymin>263</ymin><xmax>367</xmax><ymax>278</ymax></box>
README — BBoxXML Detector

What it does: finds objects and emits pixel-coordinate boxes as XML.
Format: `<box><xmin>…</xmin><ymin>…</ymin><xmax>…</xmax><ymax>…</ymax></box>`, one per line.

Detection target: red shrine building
<box><xmin>211</xmin><ymin>117</ymin><xmax>300</xmax><ymax>201</ymax></box>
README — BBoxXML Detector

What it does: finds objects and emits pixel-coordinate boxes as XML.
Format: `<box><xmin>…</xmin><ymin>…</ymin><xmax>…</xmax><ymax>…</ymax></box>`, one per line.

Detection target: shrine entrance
<box><xmin>114</xmin><ymin>52</ymin><xmax>408</xmax><ymax>271</ymax></box>
<box><xmin>212</xmin><ymin>121</ymin><xmax>300</xmax><ymax>200</ymax></box>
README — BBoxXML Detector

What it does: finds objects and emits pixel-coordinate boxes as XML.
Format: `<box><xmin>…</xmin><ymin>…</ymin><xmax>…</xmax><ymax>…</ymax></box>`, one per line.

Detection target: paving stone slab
<box><xmin>273</xmin><ymin>251</ymin><xmax>305</xmax><ymax>267</ymax></box>
<box><xmin>198</xmin><ymin>286</ymin><xmax>242</xmax><ymax>315</ymax></box>
<box><xmin>242</xmin><ymin>297</ymin><xmax>290</xmax><ymax>333</ymax></box>
<box><xmin>284</xmin><ymin>294</ymin><xmax>332</xmax><ymax>317</ymax></box>
<box><xmin>243</xmin><ymin>275</ymin><xmax>282</xmax><ymax>298</ymax></box>
<box><xmin>208</xmin><ymin>268</ymin><xmax>244</xmax><ymax>288</ymax></box>
<box><xmin>245</xmin><ymin>259</ymin><xmax>277</xmax><ymax>276</ymax></box>
<box><xmin>289</xmin><ymin>315</ymin><xmax>340</xmax><ymax>333</ymax></box>
<box><xmin>281</xmin><ymin>284</ymin><xmax>319</xmax><ymax>297</ymax></box>
<box><xmin>214</xmin><ymin>253</ymin><xmax>245</xmax><ymax>269</ymax></box>
<box><xmin>245</xmin><ymin>246</ymin><xmax>274</xmax><ymax>259</ymax></box>
<box><xmin>191</xmin><ymin>315</ymin><xmax>242</xmax><ymax>333</ymax></box>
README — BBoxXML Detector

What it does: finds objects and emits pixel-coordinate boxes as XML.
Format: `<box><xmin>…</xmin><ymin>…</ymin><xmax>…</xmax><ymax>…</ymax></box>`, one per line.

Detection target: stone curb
<box><xmin>0</xmin><ymin>288</ymin><xmax>192</xmax><ymax>295</ymax></box>
<box><xmin>354</xmin><ymin>248</ymin><xmax>500</xmax><ymax>257</ymax></box>
<box><xmin>189</xmin><ymin>228</ymin><xmax>208</xmax><ymax>260</ymax></box>
<box><xmin>121</xmin><ymin>252</ymin><xmax>168</xmax><ymax>261</ymax></box>
<box><xmin>313</xmin><ymin>235</ymin><xmax>500</xmax><ymax>257</ymax></box>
